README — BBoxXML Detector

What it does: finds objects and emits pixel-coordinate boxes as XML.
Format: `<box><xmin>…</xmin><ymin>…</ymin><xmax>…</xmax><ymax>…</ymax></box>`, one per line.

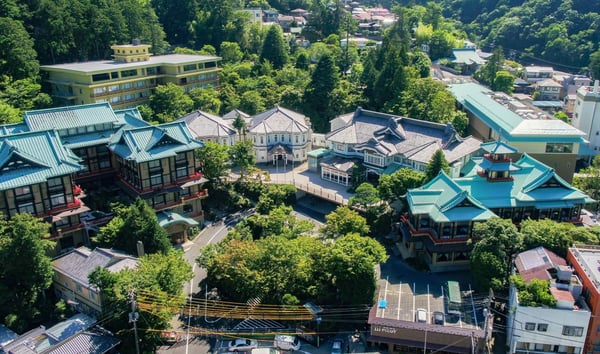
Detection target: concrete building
<box><xmin>41</xmin><ymin>41</ymin><xmax>221</xmax><ymax>109</ymax></box>
<box><xmin>508</xmin><ymin>247</ymin><xmax>590</xmax><ymax>354</ymax></box>
<box><xmin>572</xmin><ymin>81</ymin><xmax>600</xmax><ymax>155</ymax></box>
<box><xmin>567</xmin><ymin>245</ymin><xmax>600</xmax><ymax>354</ymax></box>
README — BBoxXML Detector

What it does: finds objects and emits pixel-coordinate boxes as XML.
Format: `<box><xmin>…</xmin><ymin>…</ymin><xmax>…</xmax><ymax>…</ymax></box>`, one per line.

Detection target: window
<box><xmin>122</xmin><ymin>82</ymin><xmax>133</xmax><ymax>90</ymax></box>
<box><xmin>50</xmin><ymin>193</ymin><xmax>66</xmax><ymax>207</ymax></box>
<box><xmin>121</xmin><ymin>69</ymin><xmax>137</xmax><ymax>78</ymax></box>
<box><xmin>562</xmin><ymin>326</ymin><xmax>583</xmax><ymax>337</ymax></box>
<box><xmin>76</xmin><ymin>284</ymin><xmax>82</xmax><ymax>293</ymax></box>
<box><xmin>109</xmin><ymin>96</ymin><xmax>121</xmax><ymax>103</ymax></box>
<box><xmin>108</xmin><ymin>84</ymin><xmax>120</xmax><ymax>92</ymax></box>
<box><xmin>150</xmin><ymin>174</ymin><xmax>162</xmax><ymax>186</ymax></box>
<box><xmin>545</xmin><ymin>143</ymin><xmax>573</xmax><ymax>153</ymax></box>
<box><xmin>183</xmin><ymin>64</ymin><xmax>196</xmax><ymax>71</ymax></box>
<box><xmin>92</xmin><ymin>73</ymin><xmax>110</xmax><ymax>82</ymax></box>
<box><xmin>93</xmin><ymin>87</ymin><xmax>106</xmax><ymax>95</ymax></box>
<box><xmin>525</xmin><ymin>322</ymin><xmax>536</xmax><ymax>331</ymax></box>
<box><xmin>537</xmin><ymin>323</ymin><xmax>548</xmax><ymax>332</ymax></box>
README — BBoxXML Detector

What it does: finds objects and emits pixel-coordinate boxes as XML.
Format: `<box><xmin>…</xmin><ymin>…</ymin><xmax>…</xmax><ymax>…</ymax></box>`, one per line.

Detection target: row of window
<box><xmin>254</xmin><ymin>134</ymin><xmax>308</xmax><ymax>145</ymax></box>
<box><xmin>524</xmin><ymin>322</ymin><xmax>583</xmax><ymax>337</ymax></box>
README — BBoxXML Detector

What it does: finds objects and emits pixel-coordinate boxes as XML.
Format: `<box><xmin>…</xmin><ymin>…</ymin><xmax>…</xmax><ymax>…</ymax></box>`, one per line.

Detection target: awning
<box><xmin>180</xmin><ymin>177</ymin><xmax>209</xmax><ymax>189</ymax></box>
<box><xmin>54</xmin><ymin>205</ymin><xmax>91</xmax><ymax>219</ymax></box>
<box><xmin>157</xmin><ymin>211</ymin><xmax>199</xmax><ymax>228</ymax></box>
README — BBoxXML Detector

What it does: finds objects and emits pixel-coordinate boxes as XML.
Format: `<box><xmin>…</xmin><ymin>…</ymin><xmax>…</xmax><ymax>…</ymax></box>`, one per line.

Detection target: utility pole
<box><xmin>482</xmin><ymin>288</ymin><xmax>494</xmax><ymax>354</ymax></box>
<box><xmin>129</xmin><ymin>290</ymin><xmax>141</xmax><ymax>354</ymax></box>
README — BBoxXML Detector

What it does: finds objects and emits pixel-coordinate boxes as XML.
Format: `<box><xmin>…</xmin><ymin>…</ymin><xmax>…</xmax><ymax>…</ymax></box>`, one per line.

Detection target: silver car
<box><xmin>226</xmin><ymin>338</ymin><xmax>259</xmax><ymax>352</ymax></box>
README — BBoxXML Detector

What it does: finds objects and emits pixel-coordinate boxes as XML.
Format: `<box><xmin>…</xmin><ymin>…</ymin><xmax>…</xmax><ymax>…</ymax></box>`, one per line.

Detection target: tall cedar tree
<box><xmin>259</xmin><ymin>25</ymin><xmax>288</xmax><ymax>70</ymax></box>
<box><xmin>425</xmin><ymin>149</ymin><xmax>450</xmax><ymax>182</ymax></box>
<box><xmin>96</xmin><ymin>198</ymin><xmax>171</xmax><ymax>255</ymax></box>
<box><xmin>303</xmin><ymin>53</ymin><xmax>339</xmax><ymax>133</ymax></box>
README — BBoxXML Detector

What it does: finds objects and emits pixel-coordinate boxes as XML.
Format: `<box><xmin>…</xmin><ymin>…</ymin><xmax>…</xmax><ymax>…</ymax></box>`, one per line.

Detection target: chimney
<box><xmin>136</xmin><ymin>241</ymin><xmax>145</xmax><ymax>258</ymax></box>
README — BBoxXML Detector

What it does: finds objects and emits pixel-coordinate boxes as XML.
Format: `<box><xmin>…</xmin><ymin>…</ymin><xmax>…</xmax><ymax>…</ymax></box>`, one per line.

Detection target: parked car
<box><xmin>226</xmin><ymin>338</ymin><xmax>259</xmax><ymax>352</ymax></box>
<box><xmin>433</xmin><ymin>311</ymin><xmax>445</xmax><ymax>325</ymax></box>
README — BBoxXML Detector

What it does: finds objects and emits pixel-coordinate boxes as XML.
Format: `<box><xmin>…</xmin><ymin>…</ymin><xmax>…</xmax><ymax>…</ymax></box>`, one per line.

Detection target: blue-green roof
<box><xmin>24</xmin><ymin>102</ymin><xmax>121</xmax><ymax>131</ymax></box>
<box><xmin>448</xmin><ymin>83</ymin><xmax>586</xmax><ymax>143</ymax></box>
<box><xmin>109</xmin><ymin>121</ymin><xmax>204</xmax><ymax>163</ymax></box>
<box><xmin>307</xmin><ymin>148</ymin><xmax>330</xmax><ymax>158</ymax></box>
<box><xmin>158</xmin><ymin>211</ymin><xmax>199</xmax><ymax>228</ymax></box>
<box><xmin>408</xmin><ymin>153</ymin><xmax>594</xmax><ymax>221</ymax></box>
<box><xmin>480</xmin><ymin>141</ymin><xmax>517</xmax><ymax>154</ymax></box>
<box><xmin>0</xmin><ymin>130</ymin><xmax>82</xmax><ymax>190</ymax></box>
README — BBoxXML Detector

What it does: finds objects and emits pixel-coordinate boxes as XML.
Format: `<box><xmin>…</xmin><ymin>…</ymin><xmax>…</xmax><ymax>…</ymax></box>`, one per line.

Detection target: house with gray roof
<box><xmin>176</xmin><ymin>110</ymin><xmax>237</xmax><ymax>146</ymax></box>
<box><xmin>322</xmin><ymin>107</ymin><xmax>481</xmax><ymax>185</ymax></box>
<box><xmin>52</xmin><ymin>247</ymin><xmax>138</xmax><ymax>317</ymax></box>
<box><xmin>449</xmin><ymin>82</ymin><xmax>587</xmax><ymax>182</ymax></box>
<box><xmin>402</xmin><ymin>141</ymin><xmax>593</xmax><ymax>272</ymax></box>
<box><xmin>248</xmin><ymin>106</ymin><xmax>312</xmax><ymax>165</ymax></box>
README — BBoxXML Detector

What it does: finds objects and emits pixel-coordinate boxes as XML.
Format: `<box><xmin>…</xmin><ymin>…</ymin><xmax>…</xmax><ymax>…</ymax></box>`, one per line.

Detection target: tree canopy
<box><xmin>94</xmin><ymin>198</ymin><xmax>171</xmax><ymax>256</ymax></box>
<box><xmin>425</xmin><ymin>149</ymin><xmax>450</xmax><ymax>182</ymax></box>
<box><xmin>320</xmin><ymin>206</ymin><xmax>370</xmax><ymax>239</ymax></box>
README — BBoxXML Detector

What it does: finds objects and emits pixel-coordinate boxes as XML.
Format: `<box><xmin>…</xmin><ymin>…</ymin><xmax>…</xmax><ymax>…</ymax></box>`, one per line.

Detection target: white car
<box><xmin>226</xmin><ymin>338</ymin><xmax>259</xmax><ymax>352</ymax></box>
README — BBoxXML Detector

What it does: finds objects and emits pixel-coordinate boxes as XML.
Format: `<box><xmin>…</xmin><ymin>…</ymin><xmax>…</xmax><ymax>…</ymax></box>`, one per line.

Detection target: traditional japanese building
<box><xmin>402</xmin><ymin>141</ymin><xmax>593</xmax><ymax>272</ymax></box>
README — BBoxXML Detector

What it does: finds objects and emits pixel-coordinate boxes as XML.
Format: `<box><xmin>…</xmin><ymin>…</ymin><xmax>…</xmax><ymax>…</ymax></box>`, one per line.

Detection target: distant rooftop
<box><xmin>41</xmin><ymin>54</ymin><xmax>221</xmax><ymax>73</ymax></box>
<box><xmin>569</xmin><ymin>245</ymin><xmax>600</xmax><ymax>289</ymax></box>
<box><xmin>448</xmin><ymin>82</ymin><xmax>586</xmax><ymax>143</ymax></box>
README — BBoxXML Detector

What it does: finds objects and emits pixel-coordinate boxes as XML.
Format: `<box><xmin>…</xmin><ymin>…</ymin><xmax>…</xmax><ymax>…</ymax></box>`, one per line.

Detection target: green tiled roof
<box><xmin>24</xmin><ymin>102</ymin><xmax>121</xmax><ymax>131</ymax></box>
<box><xmin>408</xmin><ymin>153</ymin><xmax>593</xmax><ymax>222</ymax></box>
<box><xmin>109</xmin><ymin>121</ymin><xmax>204</xmax><ymax>162</ymax></box>
<box><xmin>480</xmin><ymin>141</ymin><xmax>517</xmax><ymax>154</ymax></box>
<box><xmin>0</xmin><ymin>130</ymin><xmax>82</xmax><ymax>190</ymax></box>
<box><xmin>158</xmin><ymin>211</ymin><xmax>199</xmax><ymax>228</ymax></box>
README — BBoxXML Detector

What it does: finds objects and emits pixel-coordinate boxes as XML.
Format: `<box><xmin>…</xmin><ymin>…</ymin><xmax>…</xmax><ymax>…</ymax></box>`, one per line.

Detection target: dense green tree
<box><xmin>239</xmin><ymin>90</ymin><xmax>266</xmax><ymax>115</ymax></box>
<box><xmin>492</xmin><ymin>70</ymin><xmax>515</xmax><ymax>94</ymax></box>
<box><xmin>89</xmin><ymin>250</ymin><xmax>190</xmax><ymax>354</ymax></box>
<box><xmin>0</xmin><ymin>77</ymin><xmax>52</xmax><ymax>111</ymax></box>
<box><xmin>452</xmin><ymin>111</ymin><xmax>469</xmax><ymax>136</ymax></box>
<box><xmin>148</xmin><ymin>83</ymin><xmax>194</xmax><ymax>123</ymax></box>
<box><xmin>326</xmin><ymin>233</ymin><xmax>388</xmax><ymax>305</ymax></box>
<box><xmin>410</xmin><ymin>50</ymin><xmax>433</xmax><ymax>78</ymax></box>
<box><xmin>0</xmin><ymin>101</ymin><xmax>21</xmax><ymax>124</ymax></box>
<box><xmin>0</xmin><ymin>17</ymin><xmax>39</xmax><ymax>80</ymax></box>
<box><xmin>94</xmin><ymin>198</ymin><xmax>171</xmax><ymax>256</ymax></box>
<box><xmin>230</xmin><ymin>140</ymin><xmax>256</xmax><ymax>180</ymax></box>
<box><xmin>349</xmin><ymin>183</ymin><xmax>381</xmax><ymax>210</ymax></box>
<box><xmin>259</xmin><ymin>25</ymin><xmax>289</xmax><ymax>70</ymax></box>
<box><xmin>0</xmin><ymin>214</ymin><xmax>54</xmax><ymax>332</ymax></box>
<box><xmin>425</xmin><ymin>149</ymin><xmax>450</xmax><ymax>182</ymax></box>
<box><xmin>188</xmin><ymin>86</ymin><xmax>221</xmax><ymax>114</ymax></box>
<box><xmin>471</xmin><ymin>218</ymin><xmax>523</xmax><ymax>291</ymax></box>
<box><xmin>303</xmin><ymin>53</ymin><xmax>340</xmax><ymax>133</ymax></box>
<box><xmin>574</xmin><ymin>155</ymin><xmax>600</xmax><ymax>201</ymax></box>
<box><xmin>377</xmin><ymin>168</ymin><xmax>425</xmax><ymax>201</ymax></box>
<box><xmin>196</xmin><ymin>141</ymin><xmax>230</xmax><ymax>185</ymax></box>
<box><xmin>591</xmin><ymin>48</ymin><xmax>600</xmax><ymax>81</ymax></box>
<box><xmin>151</xmin><ymin>0</ymin><xmax>196</xmax><ymax>46</ymax></box>
<box><xmin>520</xmin><ymin>219</ymin><xmax>595</xmax><ymax>257</ymax></box>
<box><xmin>321</xmin><ymin>206</ymin><xmax>370</xmax><ymax>239</ymax></box>
<box><xmin>399</xmin><ymin>78</ymin><xmax>456</xmax><ymax>122</ymax></box>
<box><xmin>511</xmin><ymin>275</ymin><xmax>556</xmax><ymax>307</ymax></box>
<box><xmin>232</xmin><ymin>114</ymin><xmax>248</xmax><ymax>140</ymax></box>
<box><xmin>220</xmin><ymin>41</ymin><xmax>243</xmax><ymax>64</ymax></box>
<box><xmin>474</xmin><ymin>46</ymin><xmax>505</xmax><ymax>86</ymax></box>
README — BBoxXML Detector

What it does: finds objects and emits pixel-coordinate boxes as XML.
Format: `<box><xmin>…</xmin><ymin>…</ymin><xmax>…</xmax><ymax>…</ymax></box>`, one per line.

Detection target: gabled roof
<box><xmin>249</xmin><ymin>106</ymin><xmax>310</xmax><ymax>134</ymax></box>
<box><xmin>408</xmin><ymin>150</ymin><xmax>594</xmax><ymax>221</ymax></box>
<box><xmin>0</xmin><ymin>130</ymin><xmax>82</xmax><ymax>190</ymax></box>
<box><xmin>52</xmin><ymin>247</ymin><xmax>138</xmax><ymax>288</ymax></box>
<box><xmin>407</xmin><ymin>172</ymin><xmax>496</xmax><ymax>222</ymax></box>
<box><xmin>24</xmin><ymin>103</ymin><xmax>121</xmax><ymax>132</ymax></box>
<box><xmin>480</xmin><ymin>141</ymin><xmax>517</xmax><ymax>154</ymax></box>
<box><xmin>113</xmin><ymin>107</ymin><xmax>149</xmax><ymax>128</ymax></box>
<box><xmin>223</xmin><ymin>109</ymin><xmax>251</xmax><ymax>121</ymax></box>
<box><xmin>450</xmin><ymin>48</ymin><xmax>486</xmax><ymax>65</ymax></box>
<box><xmin>327</xmin><ymin>108</ymin><xmax>481</xmax><ymax>163</ymax></box>
<box><xmin>176</xmin><ymin>110</ymin><xmax>237</xmax><ymax>139</ymax></box>
<box><xmin>109</xmin><ymin>122</ymin><xmax>203</xmax><ymax>163</ymax></box>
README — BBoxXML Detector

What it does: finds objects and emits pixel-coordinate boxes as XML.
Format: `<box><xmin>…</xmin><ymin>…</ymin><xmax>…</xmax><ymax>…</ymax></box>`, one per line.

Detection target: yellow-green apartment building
<box><xmin>41</xmin><ymin>42</ymin><xmax>221</xmax><ymax>109</ymax></box>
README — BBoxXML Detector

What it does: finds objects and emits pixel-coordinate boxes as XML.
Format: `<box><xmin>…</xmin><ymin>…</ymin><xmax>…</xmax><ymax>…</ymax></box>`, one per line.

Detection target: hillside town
<box><xmin>0</xmin><ymin>1</ymin><xmax>600</xmax><ymax>354</ymax></box>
